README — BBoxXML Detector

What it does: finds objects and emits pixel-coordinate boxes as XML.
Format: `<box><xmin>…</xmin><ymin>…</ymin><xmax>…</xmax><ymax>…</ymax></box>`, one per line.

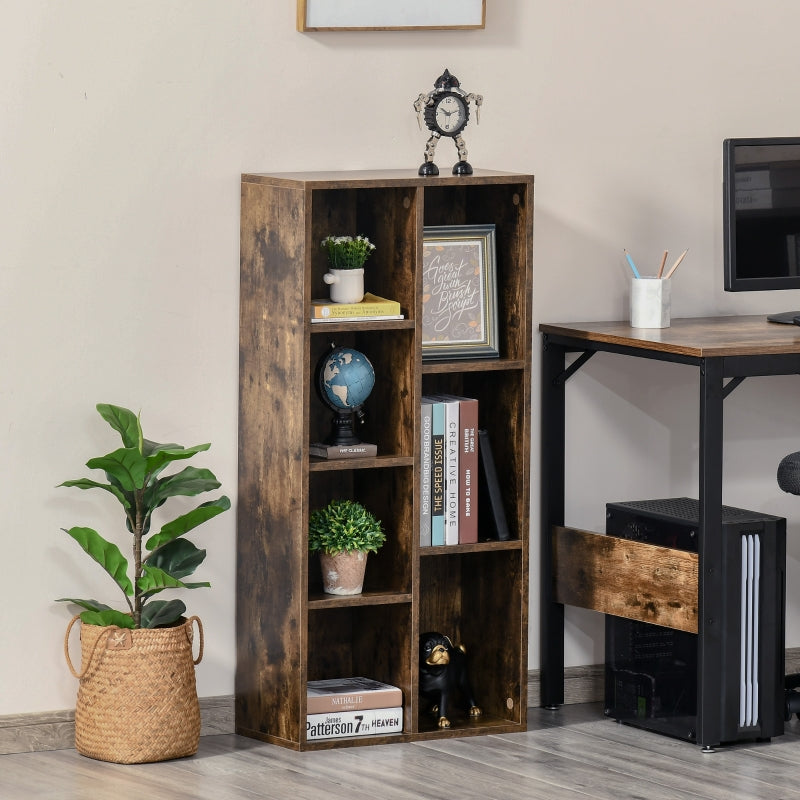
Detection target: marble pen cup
<box><xmin>630</xmin><ymin>277</ymin><xmax>671</xmax><ymax>328</ymax></box>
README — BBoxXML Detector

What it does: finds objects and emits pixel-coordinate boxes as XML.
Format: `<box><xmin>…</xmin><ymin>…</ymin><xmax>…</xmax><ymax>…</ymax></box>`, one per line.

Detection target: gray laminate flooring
<box><xmin>4</xmin><ymin>704</ymin><xmax>800</xmax><ymax>799</ymax></box>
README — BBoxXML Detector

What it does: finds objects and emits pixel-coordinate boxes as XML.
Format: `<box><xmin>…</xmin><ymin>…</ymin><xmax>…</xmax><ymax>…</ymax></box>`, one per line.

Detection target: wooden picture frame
<box><xmin>421</xmin><ymin>224</ymin><xmax>499</xmax><ymax>361</ymax></box>
<box><xmin>297</xmin><ymin>0</ymin><xmax>485</xmax><ymax>32</ymax></box>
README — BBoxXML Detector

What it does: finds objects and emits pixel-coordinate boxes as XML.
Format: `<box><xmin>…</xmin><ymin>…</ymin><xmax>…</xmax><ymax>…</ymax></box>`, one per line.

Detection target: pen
<box><xmin>623</xmin><ymin>250</ymin><xmax>641</xmax><ymax>279</ymax></box>
<box><xmin>664</xmin><ymin>248</ymin><xmax>688</xmax><ymax>280</ymax></box>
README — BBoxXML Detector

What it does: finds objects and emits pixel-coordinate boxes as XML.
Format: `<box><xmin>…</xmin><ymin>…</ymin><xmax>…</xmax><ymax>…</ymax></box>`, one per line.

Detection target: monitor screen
<box><xmin>724</xmin><ymin>137</ymin><xmax>800</xmax><ymax>294</ymax></box>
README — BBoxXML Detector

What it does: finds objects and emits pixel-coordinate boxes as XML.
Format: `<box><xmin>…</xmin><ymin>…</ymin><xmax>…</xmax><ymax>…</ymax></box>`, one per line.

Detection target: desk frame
<box><xmin>540</xmin><ymin>316</ymin><xmax>800</xmax><ymax>749</ymax></box>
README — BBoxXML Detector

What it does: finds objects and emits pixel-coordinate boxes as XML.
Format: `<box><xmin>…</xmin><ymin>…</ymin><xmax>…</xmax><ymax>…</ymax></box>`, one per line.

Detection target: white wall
<box><xmin>4</xmin><ymin>0</ymin><xmax>800</xmax><ymax>715</ymax></box>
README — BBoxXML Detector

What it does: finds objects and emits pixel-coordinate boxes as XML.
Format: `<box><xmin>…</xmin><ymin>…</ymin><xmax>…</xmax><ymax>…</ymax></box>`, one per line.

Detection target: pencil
<box><xmin>657</xmin><ymin>250</ymin><xmax>669</xmax><ymax>279</ymax></box>
<box><xmin>664</xmin><ymin>248</ymin><xmax>688</xmax><ymax>280</ymax></box>
<box><xmin>623</xmin><ymin>250</ymin><xmax>641</xmax><ymax>279</ymax></box>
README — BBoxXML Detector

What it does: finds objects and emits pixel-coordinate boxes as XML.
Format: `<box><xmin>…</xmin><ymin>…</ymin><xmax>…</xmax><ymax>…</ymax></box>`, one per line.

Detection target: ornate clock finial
<box><xmin>413</xmin><ymin>69</ymin><xmax>483</xmax><ymax>177</ymax></box>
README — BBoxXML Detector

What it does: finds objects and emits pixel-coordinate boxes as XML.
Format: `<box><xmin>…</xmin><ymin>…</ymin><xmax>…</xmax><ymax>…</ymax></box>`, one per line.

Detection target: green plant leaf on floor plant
<box><xmin>62</xmin><ymin>527</ymin><xmax>134</xmax><ymax>596</ymax></box>
<box><xmin>141</xmin><ymin>599</ymin><xmax>186</xmax><ymax>629</ymax></box>
<box><xmin>96</xmin><ymin>403</ymin><xmax>142</xmax><ymax>450</ymax></box>
<box><xmin>86</xmin><ymin>447</ymin><xmax>148</xmax><ymax>492</ymax></box>
<box><xmin>145</xmin><ymin>538</ymin><xmax>207</xmax><ymax>579</ymax></box>
<box><xmin>80</xmin><ymin>609</ymin><xmax>135</xmax><ymax>629</ymax></box>
<box><xmin>145</xmin><ymin>496</ymin><xmax>231</xmax><ymax>551</ymax></box>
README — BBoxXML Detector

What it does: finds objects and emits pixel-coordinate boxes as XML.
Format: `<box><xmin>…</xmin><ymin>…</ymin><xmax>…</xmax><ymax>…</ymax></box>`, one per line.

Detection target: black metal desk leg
<box><xmin>697</xmin><ymin>357</ymin><xmax>725</xmax><ymax>749</ymax></box>
<box><xmin>540</xmin><ymin>337</ymin><xmax>566</xmax><ymax>707</ymax></box>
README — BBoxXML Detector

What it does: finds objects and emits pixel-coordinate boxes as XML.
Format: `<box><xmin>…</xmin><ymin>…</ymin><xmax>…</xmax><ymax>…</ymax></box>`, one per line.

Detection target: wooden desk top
<box><xmin>539</xmin><ymin>315</ymin><xmax>800</xmax><ymax>358</ymax></box>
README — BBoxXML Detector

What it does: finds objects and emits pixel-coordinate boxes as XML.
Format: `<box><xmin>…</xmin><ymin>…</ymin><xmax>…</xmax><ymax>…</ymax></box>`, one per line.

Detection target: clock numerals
<box><xmin>435</xmin><ymin>96</ymin><xmax>464</xmax><ymax>133</ymax></box>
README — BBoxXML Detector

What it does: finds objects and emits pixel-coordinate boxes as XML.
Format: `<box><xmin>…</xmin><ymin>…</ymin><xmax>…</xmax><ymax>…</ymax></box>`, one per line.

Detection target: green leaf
<box><xmin>63</xmin><ymin>527</ymin><xmax>134</xmax><ymax>596</ymax></box>
<box><xmin>80</xmin><ymin>609</ymin><xmax>135</xmax><ymax>628</ymax></box>
<box><xmin>57</xmin><ymin>478</ymin><xmax>131</xmax><ymax>511</ymax></box>
<box><xmin>137</xmin><ymin>564</ymin><xmax>198</xmax><ymax>595</ymax></box>
<box><xmin>55</xmin><ymin>598</ymin><xmax>112</xmax><ymax>613</ymax></box>
<box><xmin>145</xmin><ymin>538</ymin><xmax>206</xmax><ymax>579</ymax></box>
<box><xmin>140</xmin><ymin>599</ymin><xmax>186</xmax><ymax>628</ymax></box>
<box><xmin>86</xmin><ymin>447</ymin><xmax>148</xmax><ymax>492</ymax></box>
<box><xmin>146</xmin><ymin>466</ymin><xmax>221</xmax><ymax>509</ymax></box>
<box><xmin>144</xmin><ymin>443</ymin><xmax>211</xmax><ymax>482</ymax></box>
<box><xmin>145</xmin><ymin>496</ymin><xmax>231</xmax><ymax>551</ymax></box>
<box><xmin>96</xmin><ymin>404</ymin><xmax>142</xmax><ymax>450</ymax></box>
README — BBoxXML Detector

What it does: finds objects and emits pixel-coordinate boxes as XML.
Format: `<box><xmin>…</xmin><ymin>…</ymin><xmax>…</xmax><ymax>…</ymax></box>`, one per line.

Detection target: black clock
<box><xmin>414</xmin><ymin>69</ymin><xmax>483</xmax><ymax>177</ymax></box>
<box><xmin>424</xmin><ymin>91</ymin><xmax>470</xmax><ymax>138</ymax></box>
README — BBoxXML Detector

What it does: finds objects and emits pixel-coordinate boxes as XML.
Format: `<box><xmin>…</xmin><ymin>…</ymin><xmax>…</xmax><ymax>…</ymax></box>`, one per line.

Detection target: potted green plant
<box><xmin>309</xmin><ymin>499</ymin><xmax>386</xmax><ymax>595</ymax></box>
<box><xmin>321</xmin><ymin>234</ymin><xmax>376</xmax><ymax>304</ymax></box>
<box><xmin>58</xmin><ymin>403</ymin><xmax>230</xmax><ymax>764</ymax></box>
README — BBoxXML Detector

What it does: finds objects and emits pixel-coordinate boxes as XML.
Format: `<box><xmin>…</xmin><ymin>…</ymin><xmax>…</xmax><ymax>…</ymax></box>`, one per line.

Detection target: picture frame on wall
<box><xmin>422</xmin><ymin>224</ymin><xmax>499</xmax><ymax>362</ymax></box>
<box><xmin>297</xmin><ymin>0</ymin><xmax>485</xmax><ymax>32</ymax></box>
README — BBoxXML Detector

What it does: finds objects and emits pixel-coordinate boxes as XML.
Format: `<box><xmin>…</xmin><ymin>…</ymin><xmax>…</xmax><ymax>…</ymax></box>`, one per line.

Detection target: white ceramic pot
<box><xmin>323</xmin><ymin>268</ymin><xmax>364</xmax><ymax>304</ymax></box>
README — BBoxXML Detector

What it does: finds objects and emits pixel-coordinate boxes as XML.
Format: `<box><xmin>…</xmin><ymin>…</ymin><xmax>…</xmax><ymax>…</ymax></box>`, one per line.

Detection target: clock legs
<box><xmin>419</xmin><ymin>133</ymin><xmax>441</xmax><ymax>177</ymax></box>
<box><xmin>452</xmin><ymin>134</ymin><xmax>473</xmax><ymax>176</ymax></box>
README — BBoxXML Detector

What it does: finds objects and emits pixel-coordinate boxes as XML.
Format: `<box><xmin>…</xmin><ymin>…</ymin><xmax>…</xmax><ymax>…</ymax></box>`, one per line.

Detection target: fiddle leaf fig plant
<box><xmin>308</xmin><ymin>499</ymin><xmax>386</xmax><ymax>555</ymax></box>
<box><xmin>57</xmin><ymin>403</ymin><xmax>230</xmax><ymax>629</ymax></box>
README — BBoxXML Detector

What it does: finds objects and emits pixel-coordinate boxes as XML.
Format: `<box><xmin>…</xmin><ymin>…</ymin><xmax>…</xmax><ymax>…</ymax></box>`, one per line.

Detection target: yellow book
<box><xmin>310</xmin><ymin>293</ymin><xmax>401</xmax><ymax>320</ymax></box>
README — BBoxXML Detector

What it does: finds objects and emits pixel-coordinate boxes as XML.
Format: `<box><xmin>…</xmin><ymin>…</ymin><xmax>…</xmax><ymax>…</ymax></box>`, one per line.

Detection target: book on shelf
<box><xmin>306</xmin><ymin>707</ymin><xmax>403</xmax><ymax>741</ymax></box>
<box><xmin>310</xmin><ymin>293</ymin><xmax>403</xmax><ymax>322</ymax></box>
<box><xmin>453</xmin><ymin>396</ymin><xmax>479</xmax><ymax>544</ymax></box>
<box><xmin>309</xmin><ymin>442</ymin><xmax>378</xmax><ymax>459</ymax></box>
<box><xmin>428</xmin><ymin>399</ymin><xmax>445</xmax><ymax>546</ymax></box>
<box><xmin>441</xmin><ymin>396</ymin><xmax>460</xmax><ymax>545</ymax></box>
<box><xmin>420</xmin><ymin>399</ymin><xmax>433</xmax><ymax>547</ymax></box>
<box><xmin>306</xmin><ymin>677</ymin><xmax>403</xmax><ymax>714</ymax></box>
<box><xmin>478</xmin><ymin>428</ymin><xmax>510</xmax><ymax>541</ymax></box>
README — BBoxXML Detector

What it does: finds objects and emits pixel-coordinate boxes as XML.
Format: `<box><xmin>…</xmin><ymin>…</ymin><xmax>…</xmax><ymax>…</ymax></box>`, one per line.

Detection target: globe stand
<box><xmin>326</xmin><ymin>407</ymin><xmax>364</xmax><ymax>446</ymax></box>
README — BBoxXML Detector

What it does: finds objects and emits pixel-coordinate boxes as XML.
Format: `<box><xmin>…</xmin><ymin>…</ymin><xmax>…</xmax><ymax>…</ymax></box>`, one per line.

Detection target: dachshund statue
<box><xmin>419</xmin><ymin>632</ymin><xmax>482</xmax><ymax>728</ymax></box>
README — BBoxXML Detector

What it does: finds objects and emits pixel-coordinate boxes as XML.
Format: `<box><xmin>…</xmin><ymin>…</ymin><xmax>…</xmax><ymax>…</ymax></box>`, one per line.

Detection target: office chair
<box><xmin>777</xmin><ymin>451</ymin><xmax>800</xmax><ymax>719</ymax></box>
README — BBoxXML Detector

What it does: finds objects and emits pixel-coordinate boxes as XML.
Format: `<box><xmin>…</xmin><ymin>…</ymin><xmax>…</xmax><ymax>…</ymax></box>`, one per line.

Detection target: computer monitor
<box><xmin>723</xmin><ymin>136</ymin><xmax>800</xmax><ymax>323</ymax></box>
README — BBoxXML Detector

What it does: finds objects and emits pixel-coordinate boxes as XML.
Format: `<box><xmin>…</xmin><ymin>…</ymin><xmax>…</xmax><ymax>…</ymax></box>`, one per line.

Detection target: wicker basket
<box><xmin>64</xmin><ymin>615</ymin><xmax>203</xmax><ymax>763</ymax></box>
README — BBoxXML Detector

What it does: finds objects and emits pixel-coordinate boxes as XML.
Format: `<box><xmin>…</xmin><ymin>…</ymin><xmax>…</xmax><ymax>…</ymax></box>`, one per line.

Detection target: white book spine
<box><xmin>306</xmin><ymin>707</ymin><xmax>403</xmax><ymax>741</ymax></box>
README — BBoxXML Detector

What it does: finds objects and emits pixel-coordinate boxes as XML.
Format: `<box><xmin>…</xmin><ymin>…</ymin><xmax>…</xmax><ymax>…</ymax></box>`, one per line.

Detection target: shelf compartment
<box><xmin>422</xmin><ymin>370</ymin><xmax>530</xmax><ymax>542</ymax></box>
<box><xmin>309</xmin><ymin>466</ymin><xmax>414</xmax><ymax>597</ymax></box>
<box><xmin>310</xmin><ymin>328</ymin><xmax>416</xmax><ymax>459</ymax></box>
<box><xmin>418</xmin><ymin>550</ymin><xmax>527</xmax><ymax>727</ymax></box>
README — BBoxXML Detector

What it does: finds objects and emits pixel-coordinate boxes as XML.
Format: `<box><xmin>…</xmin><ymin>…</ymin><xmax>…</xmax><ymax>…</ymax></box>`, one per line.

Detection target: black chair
<box><xmin>777</xmin><ymin>451</ymin><xmax>800</xmax><ymax>719</ymax></box>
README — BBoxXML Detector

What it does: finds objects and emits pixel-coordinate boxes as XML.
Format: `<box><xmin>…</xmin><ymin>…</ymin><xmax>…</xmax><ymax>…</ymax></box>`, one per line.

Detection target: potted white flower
<box><xmin>321</xmin><ymin>235</ymin><xmax>376</xmax><ymax>303</ymax></box>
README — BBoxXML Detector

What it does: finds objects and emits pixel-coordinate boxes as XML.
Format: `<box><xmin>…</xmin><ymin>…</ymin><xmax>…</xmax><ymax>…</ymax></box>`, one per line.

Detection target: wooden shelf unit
<box><xmin>237</xmin><ymin>169</ymin><xmax>533</xmax><ymax>750</ymax></box>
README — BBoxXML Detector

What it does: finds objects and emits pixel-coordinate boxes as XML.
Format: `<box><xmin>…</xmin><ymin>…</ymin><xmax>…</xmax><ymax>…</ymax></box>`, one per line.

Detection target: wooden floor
<box><xmin>5</xmin><ymin>704</ymin><xmax>800</xmax><ymax>799</ymax></box>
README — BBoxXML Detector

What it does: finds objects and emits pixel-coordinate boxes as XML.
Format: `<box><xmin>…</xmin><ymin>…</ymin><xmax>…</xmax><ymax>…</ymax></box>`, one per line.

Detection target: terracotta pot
<box><xmin>319</xmin><ymin>550</ymin><xmax>368</xmax><ymax>595</ymax></box>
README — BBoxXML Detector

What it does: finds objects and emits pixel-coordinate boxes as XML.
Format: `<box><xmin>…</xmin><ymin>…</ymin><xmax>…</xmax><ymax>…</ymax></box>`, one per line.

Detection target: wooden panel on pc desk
<box><xmin>552</xmin><ymin>526</ymin><xmax>698</xmax><ymax>634</ymax></box>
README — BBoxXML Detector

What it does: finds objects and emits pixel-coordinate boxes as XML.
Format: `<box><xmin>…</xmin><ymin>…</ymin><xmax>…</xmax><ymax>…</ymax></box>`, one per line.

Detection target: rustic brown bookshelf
<box><xmin>236</xmin><ymin>169</ymin><xmax>533</xmax><ymax>750</ymax></box>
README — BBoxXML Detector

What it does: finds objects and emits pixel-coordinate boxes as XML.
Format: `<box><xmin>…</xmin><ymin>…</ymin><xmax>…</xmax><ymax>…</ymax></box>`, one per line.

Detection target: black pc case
<box><xmin>605</xmin><ymin>498</ymin><xmax>786</xmax><ymax>744</ymax></box>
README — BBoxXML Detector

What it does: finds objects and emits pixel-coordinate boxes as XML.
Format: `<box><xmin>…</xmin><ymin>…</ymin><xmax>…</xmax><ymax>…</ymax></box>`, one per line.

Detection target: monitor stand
<box><xmin>767</xmin><ymin>311</ymin><xmax>800</xmax><ymax>324</ymax></box>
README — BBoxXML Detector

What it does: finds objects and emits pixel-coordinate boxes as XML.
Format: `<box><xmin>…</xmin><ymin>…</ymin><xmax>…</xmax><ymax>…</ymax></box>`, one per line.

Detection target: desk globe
<box><xmin>316</xmin><ymin>345</ymin><xmax>375</xmax><ymax>446</ymax></box>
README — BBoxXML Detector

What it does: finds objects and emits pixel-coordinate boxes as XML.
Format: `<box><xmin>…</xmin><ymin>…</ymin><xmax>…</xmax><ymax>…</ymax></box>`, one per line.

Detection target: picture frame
<box><xmin>297</xmin><ymin>0</ymin><xmax>485</xmax><ymax>32</ymax></box>
<box><xmin>422</xmin><ymin>224</ymin><xmax>499</xmax><ymax>361</ymax></box>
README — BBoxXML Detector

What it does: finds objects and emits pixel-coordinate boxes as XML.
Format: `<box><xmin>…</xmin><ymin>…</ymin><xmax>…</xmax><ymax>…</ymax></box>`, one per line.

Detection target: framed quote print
<box><xmin>421</xmin><ymin>224</ymin><xmax>499</xmax><ymax>361</ymax></box>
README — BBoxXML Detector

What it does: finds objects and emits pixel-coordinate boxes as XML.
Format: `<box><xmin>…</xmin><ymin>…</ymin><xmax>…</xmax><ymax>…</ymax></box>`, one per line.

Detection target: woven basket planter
<box><xmin>64</xmin><ymin>615</ymin><xmax>203</xmax><ymax>763</ymax></box>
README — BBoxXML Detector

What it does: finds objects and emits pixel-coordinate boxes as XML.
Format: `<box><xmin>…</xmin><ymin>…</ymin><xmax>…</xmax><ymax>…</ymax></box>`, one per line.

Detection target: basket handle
<box><xmin>63</xmin><ymin>615</ymin><xmax>115</xmax><ymax>679</ymax></box>
<box><xmin>186</xmin><ymin>615</ymin><xmax>204</xmax><ymax>665</ymax></box>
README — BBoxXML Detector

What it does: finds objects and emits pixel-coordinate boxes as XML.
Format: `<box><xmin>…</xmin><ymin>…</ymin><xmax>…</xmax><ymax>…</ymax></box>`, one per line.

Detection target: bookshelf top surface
<box><xmin>242</xmin><ymin>168</ymin><xmax>534</xmax><ymax>189</ymax></box>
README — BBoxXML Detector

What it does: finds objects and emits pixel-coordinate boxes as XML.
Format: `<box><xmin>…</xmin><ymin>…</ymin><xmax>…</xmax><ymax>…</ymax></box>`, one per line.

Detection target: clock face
<box><xmin>425</xmin><ymin>92</ymin><xmax>469</xmax><ymax>137</ymax></box>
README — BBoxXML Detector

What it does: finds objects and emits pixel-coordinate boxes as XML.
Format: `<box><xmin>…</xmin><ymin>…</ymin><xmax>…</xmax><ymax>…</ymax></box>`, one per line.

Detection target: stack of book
<box><xmin>306</xmin><ymin>677</ymin><xmax>403</xmax><ymax>741</ymax></box>
<box><xmin>310</xmin><ymin>293</ymin><xmax>403</xmax><ymax>323</ymax></box>
<box><xmin>420</xmin><ymin>397</ymin><xmax>510</xmax><ymax>546</ymax></box>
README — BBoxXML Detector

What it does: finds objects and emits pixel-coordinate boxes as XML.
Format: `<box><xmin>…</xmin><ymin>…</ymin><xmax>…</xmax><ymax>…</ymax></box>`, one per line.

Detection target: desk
<box><xmin>539</xmin><ymin>315</ymin><xmax>800</xmax><ymax>748</ymax></box>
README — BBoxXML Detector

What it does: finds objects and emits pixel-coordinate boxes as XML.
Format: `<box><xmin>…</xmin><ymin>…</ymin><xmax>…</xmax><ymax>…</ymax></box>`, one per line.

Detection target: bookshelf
<box><xmin>237</xmin><ymin>169</ymin><xmax>533</xmax><ymax>750</ymax></box>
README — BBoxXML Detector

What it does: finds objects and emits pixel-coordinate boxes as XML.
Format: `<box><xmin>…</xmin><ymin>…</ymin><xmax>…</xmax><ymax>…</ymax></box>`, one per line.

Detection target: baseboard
<box><xmin>0</xmin><ymin>695</ymin><xmax>235</xmax><ymax>756</ymax></box>
<box><xmin>7</xmin><ymin>648</ymin><xmax>800</xmax><ymax>755</ymax></box>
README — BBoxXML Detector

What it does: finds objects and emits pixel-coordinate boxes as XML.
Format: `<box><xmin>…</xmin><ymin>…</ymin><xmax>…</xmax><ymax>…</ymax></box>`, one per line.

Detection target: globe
<box><xmin>316</xmin><ymin>346</ymin><xmax>376</xmax><ymax>447</ymax></box>
<box><xmin>318</xmin><ymin>346</ymin><xmax>375</xmax><ymax>412</ymax></box>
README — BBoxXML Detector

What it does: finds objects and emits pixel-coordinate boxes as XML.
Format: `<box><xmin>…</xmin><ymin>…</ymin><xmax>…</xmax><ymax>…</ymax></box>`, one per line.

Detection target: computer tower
<box><xmin>605</xmin><ymin>498</ymin><xmax>786</xmax><ymax>744</ymax></box>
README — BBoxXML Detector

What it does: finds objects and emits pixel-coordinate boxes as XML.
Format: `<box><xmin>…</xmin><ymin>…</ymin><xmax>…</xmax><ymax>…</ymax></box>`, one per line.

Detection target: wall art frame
<box><xmin>297</xmin><ymin>1</ymin><xmax>485</xmax><ymax>32</ymax></box>
<box><xmin>421</xmin><ymin>223</ymin><xmax>499</xmax><ymax>361</ymax></box>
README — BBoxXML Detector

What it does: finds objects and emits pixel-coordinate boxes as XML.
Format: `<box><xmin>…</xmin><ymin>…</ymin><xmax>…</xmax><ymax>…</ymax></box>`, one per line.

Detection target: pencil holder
<box><xmin>630</xmin><ymin>277</ymin><xmax>670</xmax><ymax>328</ymax></box>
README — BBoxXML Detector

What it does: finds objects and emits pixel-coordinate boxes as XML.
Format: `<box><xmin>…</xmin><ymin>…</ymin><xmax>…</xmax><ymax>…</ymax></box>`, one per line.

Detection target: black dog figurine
<box><xmin>419</xmin><ymin>632</ymin><xmax>482</xmax><ymax>728</ymax></box>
